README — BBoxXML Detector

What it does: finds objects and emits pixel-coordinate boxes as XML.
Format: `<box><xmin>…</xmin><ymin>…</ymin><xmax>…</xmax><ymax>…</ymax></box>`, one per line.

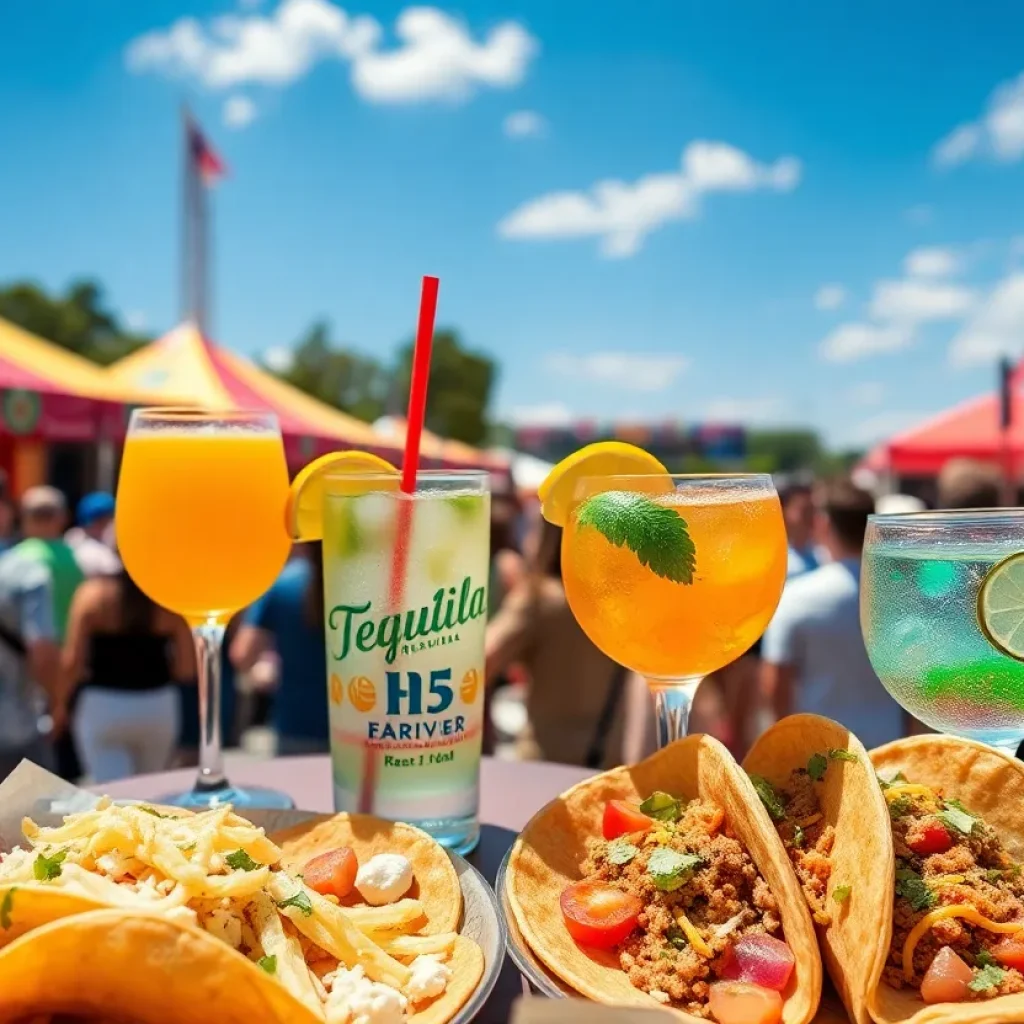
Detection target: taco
<box><xmin>505</xmin><ymin>733</ymin><xmax>822</xmax><ymax>1024</ymax></box>
<box><xmin>744</xmin><ymin>714</ymin><xmax>891</xmax><ymax>1024</ymax></box>
<box><xmin>0</xmin><ymin>801</ymin><xmax>483</xmax><ymax>1024</ymax></box>
<box><xmin>745</xmin><ymin>717</ymin><xmax>1024</xmax><ymax>1024</ymax></box>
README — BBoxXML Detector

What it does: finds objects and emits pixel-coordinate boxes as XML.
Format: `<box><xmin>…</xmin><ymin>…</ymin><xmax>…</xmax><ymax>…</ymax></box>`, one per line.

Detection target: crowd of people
<box><xmin>0</xmin><ymin>456</ymin><xmax>1011</xmax><ymax>788</ymax></box>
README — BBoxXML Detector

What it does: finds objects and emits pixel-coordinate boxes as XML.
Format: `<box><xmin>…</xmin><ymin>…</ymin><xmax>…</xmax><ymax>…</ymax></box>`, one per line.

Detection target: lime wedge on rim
<box><xmin>978</xmin><ymin>552</ymin><xmax>1024</xmax><ymax>662</ymax></box>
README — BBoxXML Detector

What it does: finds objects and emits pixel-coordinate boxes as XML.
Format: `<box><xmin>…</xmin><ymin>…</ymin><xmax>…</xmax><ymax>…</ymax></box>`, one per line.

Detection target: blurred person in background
<box><xmin>230</xmin><ymin>543</ymin><xmax>328</xmax><ymax>755</ymax></box>
<box><xmin>0</xmin><ymin>471</ymin><xmax>17</xmax><ymax>555</ymax></box>
<box><xmin>0</xmin><ymin>486</ymin><xmax>83</xmax><ymax>779</ymax></box>
<box><xmin>937</xmin><ymin>458</ymin><xmax>1003</xmax><ymax>510</ymax></box>
<box><xmin>65</xmin><ymin>491</ymin><xmax>121</xmax><ymax>578</ymax></box>
<box><xmin>59</xmin><ymin>569</ymin><xmax>194</xmax><ymax>783</ymax></box>
<box><xmin>761</xmin><ymin>478</ymin><xmax>905</xmax><ymax>748</ymax></box>
<box><xmin>778</xmin><ymin>476</ymin><xmax>820</xmax><ymax>578</ymax></box>
<box><xmin>484</xmin><ymin>519</ymin><xmax>627</xmax><ymax>769</ymax></box>
<box><xmin>875</xmin><ymin>494</ymin><xmax>926</xmax><ymax>515</ymax></box>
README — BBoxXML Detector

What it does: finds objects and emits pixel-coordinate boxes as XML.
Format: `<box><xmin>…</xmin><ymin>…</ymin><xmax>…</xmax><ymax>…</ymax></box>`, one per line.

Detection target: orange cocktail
<box><xmin>563</xmin><ymin>484</ymin><xmax>787</xmax><ymax>678</ymax></box>
<box><xmin>117</xmin><ymin>429</ymin><xmax>290</xmax><ymax>623</ymax></box>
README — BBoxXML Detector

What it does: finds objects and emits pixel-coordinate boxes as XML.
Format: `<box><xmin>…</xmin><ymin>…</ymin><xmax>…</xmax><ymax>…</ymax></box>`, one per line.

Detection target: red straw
<box><xmin>359</xmin><ymin>275</ymin><xmax>439</xmax><ymax>813</ymax></box>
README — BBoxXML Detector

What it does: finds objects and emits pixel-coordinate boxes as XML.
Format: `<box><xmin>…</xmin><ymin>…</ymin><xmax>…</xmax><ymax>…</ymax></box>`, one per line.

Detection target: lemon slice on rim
<box><xmin>978</xmin><ymin>552</ymin><xmax>1024</xmax><ymax>662</ymax></box>
<box><xmin>286</xmin><ymin>451</ymin><xmax>399</xmax><ymax>541</ymax></box>
<box><xmin>537</xmin><ymin>441</ymin><xmax>670</xmax><ymax>527</ymax></box>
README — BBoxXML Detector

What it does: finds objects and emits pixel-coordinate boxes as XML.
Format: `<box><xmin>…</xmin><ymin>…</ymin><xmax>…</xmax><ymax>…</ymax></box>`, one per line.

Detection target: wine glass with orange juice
<box><xmin>540</xmin><ymin>444</ymin><xmax>787</xmax><ymax>748</ymax></box>
<box><xmin>116</xmin><ymin>408</ymin><xmax>293</xmax><ymax>807</ymax></box>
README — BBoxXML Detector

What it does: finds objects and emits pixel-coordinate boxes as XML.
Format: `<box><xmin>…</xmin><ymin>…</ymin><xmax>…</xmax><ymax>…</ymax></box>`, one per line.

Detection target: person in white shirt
<box><xmin>760</xmin><ymin>478</ymin><xmax>906</xmax><ymax>749</ymax></box>
<box><xmin>65</xmin><ymin>492</ymin><xmax>121</xmax><ymax>579</ymax></box>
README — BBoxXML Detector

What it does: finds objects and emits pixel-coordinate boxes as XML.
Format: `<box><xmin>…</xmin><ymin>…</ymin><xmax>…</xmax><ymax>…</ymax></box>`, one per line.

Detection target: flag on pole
<box><xmin>187</xmin><ymin>116</ymin><xmax>226</xmax><ymax>186</ymax></box>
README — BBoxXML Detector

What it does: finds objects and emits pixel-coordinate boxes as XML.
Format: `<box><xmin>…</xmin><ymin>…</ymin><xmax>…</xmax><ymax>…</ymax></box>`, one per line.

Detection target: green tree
<box><xmin>0</xmin><ymin>279</ymin><xmax>149</xmax><ymax>365</ymax></box>
<box><xmin>395</xmin><ymin>330</ymin><xmax>496</xmax><ymax>445</ymax></box>
<box><xmin>745</xmin><ymin>429</ymin><xmax>824</xmax><ymax>474</ymax></box>
<box><xmin>277</xmin><ymin>320</ymin><xmax>391</xmax><ymax>423</ymax></box>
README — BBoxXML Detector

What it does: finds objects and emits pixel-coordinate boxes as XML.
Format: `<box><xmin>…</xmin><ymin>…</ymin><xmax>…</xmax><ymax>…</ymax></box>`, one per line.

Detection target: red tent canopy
<box><xmin>860</xmin><ymin>362</ymin><xmax>1024</xmax><ymax>476</ymax></box>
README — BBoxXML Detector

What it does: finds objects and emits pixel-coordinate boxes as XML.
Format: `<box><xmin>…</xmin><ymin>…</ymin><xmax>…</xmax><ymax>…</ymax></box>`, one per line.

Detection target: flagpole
<box><xmin>180</xmin><ymin>103</ymin><xmax>194</xmax><ymax>325</ymax></box>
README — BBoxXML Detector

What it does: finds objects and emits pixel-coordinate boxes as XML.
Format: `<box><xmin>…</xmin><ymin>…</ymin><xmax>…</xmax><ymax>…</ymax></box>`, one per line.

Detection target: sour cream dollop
<box><xmin>406</xmin><ymin>954</ymin><xmax>452</xmax><ymax>1002</ymax></box>
<box><xmin>354</xmin><ymin>853</ymin><xmax>413</xmax><ymax>906</ymax></box>
<box><xmin>324</xmin><ymin>965</ymin><xmax>407</xmax><ymax>1024</ymax></box>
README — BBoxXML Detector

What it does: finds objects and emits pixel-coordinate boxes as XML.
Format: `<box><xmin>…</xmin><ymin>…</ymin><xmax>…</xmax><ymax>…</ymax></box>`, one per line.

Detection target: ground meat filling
<box><xmin>883</xmin><ymin>779</ymin><xmax>1024</xmax><ymax>1000</ymax></box>
<box><xmin>581</xmin><ymin>798</ymin><xmax>783</xmax><ymax>1017</ymax></box>
<box><xmin>771</xmin><ymin>769</ymin><xmax>835</xmax><ymax>927</ymax></box>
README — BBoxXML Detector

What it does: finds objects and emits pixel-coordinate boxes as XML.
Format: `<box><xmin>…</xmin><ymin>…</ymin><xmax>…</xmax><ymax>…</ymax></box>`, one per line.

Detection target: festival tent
<box><xmin>104</xmin><ymin>323</ymin><xmax>501</xmax><ymax>470</ymax></box>
<box><xmin>858</xmin><ymin>370</ymin><xmax>1024</xmax><ymax>478</ymax></box>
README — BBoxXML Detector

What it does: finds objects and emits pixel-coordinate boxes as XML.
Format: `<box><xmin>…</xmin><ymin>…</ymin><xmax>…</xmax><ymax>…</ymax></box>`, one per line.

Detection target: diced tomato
<box><xmin>719</xmin><ymin>934</ymin><xmax>795</xmax><ymax>992</ymax></box>
<box><xmin>560</xmin><ymin>880</ymin><xmax>641</xmax><ymax>949</ymax></box>
<box><xmin>908</xmin><ymin>820</ymin><xmax>953</xmax><ymax>856</ymax></box>
<box><xmin>708</xmin><ymin>981</ymin><xmax>783</xmax><ymax>1024</ymax></box>
<box><xmin>303</xmin><ymin>847</ymin><xmax>358</xmax><ymax>899</ymax></box>
<box><xmin>602</xmin><ymin>800</ymin><xmax>654</xmax><ymax>840</ymax></box>
<box><xmin>992</xmin><ymin>936</ymin><xmax>1024</xmax><ymax>971</ymax></box>
<box><xmin>920</xmin><ymin>946</ymin><xmax>973</xmax><ymax>1004</ymax></box>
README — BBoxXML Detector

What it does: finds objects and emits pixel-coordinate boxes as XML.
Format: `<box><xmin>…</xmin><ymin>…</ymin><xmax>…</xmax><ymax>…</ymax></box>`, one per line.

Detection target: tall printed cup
<box><xmin>322</xmin><ymin>470</ymin><xmax>490</xmax><ymax>854</ymax></box>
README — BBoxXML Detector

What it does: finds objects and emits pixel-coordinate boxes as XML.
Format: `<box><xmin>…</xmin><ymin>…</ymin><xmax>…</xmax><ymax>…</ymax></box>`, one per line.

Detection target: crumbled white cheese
<box><xmin>96</xmin><ymin>852</ymin><xmax>132</xmax><ymax>880</ymax></box>
<box><xmin>165</xmin><ymin>905</ymin><xmax>199</xmax><ymax>928</ymax></box>
<box><xmin>203</xmin><ymin>908</ymin><xmax>243</xmax><ymax>949</ymax></box>
<box><xmin>0</xmin><ymin>847</ymin><xmax>34</xmax><ymax>882</ymax></box>
<box><xmin>324</xmin><ymin>965</ymin><xmax>407</xmax><ymax>1024</ymax></box>
<box><xmin>354</xmin><ymin>854</ymin><xmax>413</xmax><ymax>906</ymax></box>
<box><xmin>649</xmin><ymin>990</ymin><xmax>670</xmax><ymax>1004</ymax></box>
<box><xmin>208</xmin><ymin>853</ymin><xmax>224</xmax><ymax>873</ymax></box>
<box><xmin>405</xmin><ymin>955</ymin><xmax>451</xmax><ymax>1003</ymax></box>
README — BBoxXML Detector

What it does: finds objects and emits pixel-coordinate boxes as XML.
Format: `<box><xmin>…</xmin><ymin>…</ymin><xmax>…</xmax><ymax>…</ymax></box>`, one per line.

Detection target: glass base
<box><xmin>414</xmin><ymin>814</ymin><xmax>480</xmax><ymax>857</ymax></box>
<box><xmin>158</xmin><ymin>784</ymin><xmax>296</xmax><ymax>810</ymax></box>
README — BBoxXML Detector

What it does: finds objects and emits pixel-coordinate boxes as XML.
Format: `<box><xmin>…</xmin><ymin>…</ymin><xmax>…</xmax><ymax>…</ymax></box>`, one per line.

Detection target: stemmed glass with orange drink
<box><xmin>116</xmin><ymin>408</ymin><xmax>293</xmax><ymax>807</ymax></box>
<box><xmin>540</xmin><ymin>444</ymin><xmax>788</xmax><ymax>748</ymax></box>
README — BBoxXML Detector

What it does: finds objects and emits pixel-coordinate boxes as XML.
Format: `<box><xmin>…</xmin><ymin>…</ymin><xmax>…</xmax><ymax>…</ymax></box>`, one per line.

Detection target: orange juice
<box><xmin>117</xmin><ymin>431</ymin><xmax>291</xmax><ymax>624</ymax></box>
<box><xmin>563</xmin><ymin>488</ymin><xmax>786</xmax><ymax>678</ymax></box>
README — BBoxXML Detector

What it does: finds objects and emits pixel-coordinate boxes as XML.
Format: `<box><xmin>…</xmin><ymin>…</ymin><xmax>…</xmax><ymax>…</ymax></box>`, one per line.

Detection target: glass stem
<box><xmin>193</xmin><ymin>622</ymin><xmax>226</xmax><ymax>793</ymax></box>
<box><xmin>650</xmin><ymin>678</ymin><xmax>703</xmax><ymax>748</ymax></box>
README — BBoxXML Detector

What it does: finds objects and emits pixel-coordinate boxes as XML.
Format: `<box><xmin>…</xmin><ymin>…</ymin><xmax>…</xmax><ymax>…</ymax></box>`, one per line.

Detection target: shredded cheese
<box><xmin>674</xmin><ymin>910</ymin><xmax>712</xmax><ymax>958</ymax></box>
<box><xmin>903</xmin><ymin>906</ymin><xmax>1024</xmax><ymax>981</ymax></box>
<box><xmin>884</xmin><ymin>784</ymin><xmax>936</xmax><ymax>803</ymax></box>
<box><xmin>931</xmin><ymin>874</ymin><xmax>966</xmax><ymax>886</ymax></box>
<box><xmin>797</xmin><ymin>813</ymin><xmax>822</xmax><ymax>828</ymax></box>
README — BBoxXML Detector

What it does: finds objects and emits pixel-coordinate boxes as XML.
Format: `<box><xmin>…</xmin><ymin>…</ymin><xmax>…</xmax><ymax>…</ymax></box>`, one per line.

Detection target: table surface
<box><xmin>99</xmin><ymin>754</ymin><xmax>593</xmax><ymax>1024</ymax></box>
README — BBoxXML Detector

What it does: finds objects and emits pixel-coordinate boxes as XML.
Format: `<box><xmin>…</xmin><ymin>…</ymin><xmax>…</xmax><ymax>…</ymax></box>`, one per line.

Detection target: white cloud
<box><xmin>124</xmin><ymin>310</ymin><xmax>148</xmax><ymax>332</ymax></box>
<box><xmin>503</xmin><ymin>109</ymin><xmax>545</xmax><ymax>139</ymax></box>
<box><xmin>126</xmin><ymin>0</ymin><xmax>537</xmax><ymax>104</ymax></box>
<box><xmin>904</xmin><ymin>204</ymin><xmax>934</xmax><ymax>225</ymax></box>
<box><xmin>903</xmin><ymin>246</ymin><xmax>960</xmax><ymax>278</ymax></box>
<box><xmin>700</xmin><ymin>396</ymin><xmax>787</xmax><ymax>425</ymax></box>
<box><xmin>949</xmin><ymin>273</ymin><xmax>1024</xmax><ymax>366</ymax></box>
<box><xmin>223</xmin><ymin>94</ymin><xmax>258</xmax><ymax>127</ymax></box>
<box><xmin>846</xmin><ymin>411</ymin><xmax>928</xmax><ymax>447</ymax></box>
<box><xmin>932</xmin><ymin>70</ymin><xmax>1024</xmax><ymax>167</ymax></box>
<box><xmin>504</xmin><ymin>402</ymin><xmax>573</xmax><ymax>427</ymax></box>
<box><xmin>868</xmin><ymin>279</ymin><xmax>976</xmax><ymax>324</ymax></box>
<box><xmin>848</xmin><ymin>382</ymin><xmax>885</xmax><ymax>406</ymax></box>
<box><xmin>819</xmin><ymin>323</ymin><xmax>912</xmax><ymax>362</ymax></box>
<box><xmin>263</xmin><ymin>345</ymin><xmax>295</xmax><ymax>372</ymax></box>
<box><xmin>814</xmin><ymin>284</ymin><xmax>846</xmax><ymax>311</ymax></box>
<box><xmin>545</xmin><ymin>351</ymin><xmax>690</xmax><ymax>392</ymax></box>
<box><xmin>498</xmin><ymin>140</ymin><xmax>801</xmax><ymax>258</ymax></box>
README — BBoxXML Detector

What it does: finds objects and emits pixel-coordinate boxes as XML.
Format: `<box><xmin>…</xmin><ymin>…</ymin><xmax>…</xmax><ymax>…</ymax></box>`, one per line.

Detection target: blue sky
<box><xmin>3</xmin><ymin>1</ymin><xmax>1024</xmax><ymax>448</ymax></box>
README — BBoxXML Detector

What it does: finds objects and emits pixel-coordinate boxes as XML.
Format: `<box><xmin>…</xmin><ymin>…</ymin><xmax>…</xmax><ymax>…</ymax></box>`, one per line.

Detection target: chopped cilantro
<box><xmin>665</xmin><ymin>924</ymin><xmax>688</xmax><ymax>950</ymax></box>
<box><xmin>606</xmin><ymin>840</ymin><xmax>640</xmax><ymax>866</ymax></box>
<box><xmin>938</xmin><ymin>802</ymin><xmax>976</xmax><ymax>836</ymax></box>
<box><xmin>895</xmin><ymin>867</ymin><xmax>936</xmax><ymax>912</ymax></box>
<box><xmin>969</xmin><ymin>964</ymin><xmax>1007</xmax><ymax>992</ymax></box>
<box><xmin>0</xmin><ymin>887</ymin><xmax>15</xmax><ymax>930</ymax></box>
<box><xmin>878</xmin><ymin>770</ymin><xmax>907</xmax><ymax>790</ymax></box>
<box><xmin>257</xmin><ymin>954</ymin><xmax>277</xmax><ymax>974</ymax></box>
<box><xmin>807</xmin><ymin>753</ymin><xmax>828</xmax><ymax>782</ymax></box>
<box><xmin>33</xmin><ymin>849</ymin><xmax>67</xmax><ymax>881</ymax></box>
<box><xmin>748</xmin><ymin>774</ymin><xmax>786</xmax><ymax>822</ymax></box>
<box><xmin>828</xmin><ymin>748</ymin><xmax>859</xmax><ymax>764</ymax></box>
<box><xmin>225</xmin><ymin>849</ymin><xmax>261</xmax><ymax>872</ymax></box>
<box><xmin>180</xmin><ymin>842</ymin><xmax>197</xmax><ymax>854</ymax></box>
<box><xmin>138</xmin><ymin>805</ymin><xmax>168</xmax><ymax>818</ymax></box>
<box><xmin>985</xmin><ymin>869</ymin><xmax>1005</xmax><ymax>884</ymax></box>
<box><xmin>975</xmin><ymin>949</ymin><xmax>998</xmax><ymax>969</ymax></box>
<box><xmin>888</xmin><ymin>795</ymin><xmax>913</xmax><ymax>819</ymax></box>
<box><xmin>659</xmin><ymin>949</ymin><xmax>674</xmax><ymax>959</ymax></box>
<box><xmin>792</xmin><ymin>825</ymin><xmax>806</xmax><ymax>849</ymax></box>
<box><xmin>832</xmin><ymin>884</ymin><xmax>852</xmax><ymax>904</ymax></box>
<box><xmin>647</xmin><ymin>849</ymin><xmax>703</xmax><ymax>892</ymax></box>
<box><xmin>276</xmin><ymin>890</ymin><xmax>313</xmax><ymax>916</ymax></box>
<box><xmin>639</xmin><ymin>791</ymin><xmax>682</xmax><ymax>823</ymax></box>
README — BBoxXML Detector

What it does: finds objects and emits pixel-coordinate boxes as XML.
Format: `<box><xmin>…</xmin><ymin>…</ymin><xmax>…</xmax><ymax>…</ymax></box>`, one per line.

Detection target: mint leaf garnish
<box><xmin>577</xmin><ymin>492</ymin><xmax>696</xmax><ymax>584</ymax></box>
<box><xmin>0</xmin><ymin>887</ymin><xmax>15</xmax><ymax>929</ymax></box>
<box><xmin>647</xmin><ymin>849</ymin><xmax>702</xmax><ymax>891</ymax></box>
<box><xmin>639</xmin><ymin>791</ymin><xmax>681</xmax><ymax>822</ymax></box>
<box><xmin>938</xmin><ymin>802</ymin><xmax>976</xmax><ymax>836</ymax></box>
<box><xmin>606</xmin><ymin>840</ymin><xmax>640</xmax><ymax>865</ymax></box>
<box><xmin>33</xmin><ymin>849</ymin><xmax>67</xmax><ymax>881</ymax></box>
<box><xmin>807</xmin><ymin>753</ymin><xmax>828</xmax><ymax>781</ymax></box>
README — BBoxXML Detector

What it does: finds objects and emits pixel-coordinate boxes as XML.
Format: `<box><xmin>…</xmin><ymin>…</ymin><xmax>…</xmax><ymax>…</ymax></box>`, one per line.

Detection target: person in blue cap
<box><xmin>65</xmin><ymin>492</ymin><xmax>120</xmax><ymax>578</ymax></box>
